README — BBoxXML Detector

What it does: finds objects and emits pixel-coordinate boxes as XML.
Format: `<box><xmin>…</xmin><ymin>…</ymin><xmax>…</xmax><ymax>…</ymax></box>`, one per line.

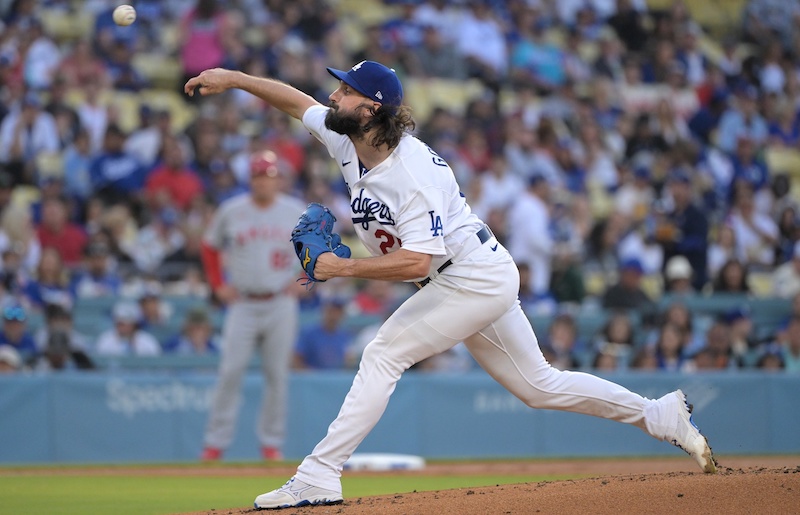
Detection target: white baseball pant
<box><xmin>295</xmin><ymin>239</ymin><xmax>675</xmax><ymax>491</ymax></box>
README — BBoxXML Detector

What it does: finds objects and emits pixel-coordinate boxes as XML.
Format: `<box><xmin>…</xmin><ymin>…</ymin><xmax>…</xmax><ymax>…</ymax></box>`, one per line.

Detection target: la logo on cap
<box><xmin>352</xmin><ymin>61</ymin><xmax>365</xmax><ymax>71</ymax></box>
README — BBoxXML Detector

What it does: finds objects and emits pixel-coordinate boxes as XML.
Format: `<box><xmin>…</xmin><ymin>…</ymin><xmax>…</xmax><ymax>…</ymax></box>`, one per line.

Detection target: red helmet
<box><xmin>249</xmin><ymin>150</ymin><xmax>281</xmax><ymax>177</ymax></box>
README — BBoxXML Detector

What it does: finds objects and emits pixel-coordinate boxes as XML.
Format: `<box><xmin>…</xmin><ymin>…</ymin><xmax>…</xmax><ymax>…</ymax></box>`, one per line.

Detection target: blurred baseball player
<box><xmin>186</xmin><ymin>61</ymin><xmax>717</xmax><ymax>509</ymax></box>
<box><xmin>200</xmin><ymin>150</ymin><xmax>305</xmax><ymax>462</ymax></box>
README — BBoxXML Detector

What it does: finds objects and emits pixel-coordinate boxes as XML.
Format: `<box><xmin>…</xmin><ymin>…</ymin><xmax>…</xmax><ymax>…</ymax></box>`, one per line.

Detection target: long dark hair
<box><xmin>364</xmin><ymin>104</ymin><xmax>416</xmax><ymax>150</ymax></box>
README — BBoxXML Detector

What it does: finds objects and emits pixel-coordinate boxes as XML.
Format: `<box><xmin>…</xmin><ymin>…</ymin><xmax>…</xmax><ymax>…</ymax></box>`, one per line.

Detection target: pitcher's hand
<box><xmin>184</xmin><ymin>68</ymin><xmax>237</xmax><ymax>97</ymax></box>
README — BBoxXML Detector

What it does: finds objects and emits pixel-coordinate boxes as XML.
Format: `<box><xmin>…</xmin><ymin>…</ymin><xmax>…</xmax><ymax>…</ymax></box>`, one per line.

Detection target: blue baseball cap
<box><xmin>620</xmin><ymin>258</ymin><xmax>644</xmax><ymax>274</ymax></box>
<box><xmin>326</xmin><ymin>61</ymin><xmax>403</xmax><ymax>113</ymax></box>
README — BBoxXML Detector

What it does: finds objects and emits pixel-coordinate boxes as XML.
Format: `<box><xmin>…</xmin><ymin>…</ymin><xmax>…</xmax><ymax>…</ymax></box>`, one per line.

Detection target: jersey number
<box><xmin>375</xmin><ymin>229</ymin><xmax>401</xmax><ymax>255</ymax></box>
<box><xmin>271</xmin><ymin>250</ymin><xmax>291</xmax><ymax>269</ymax></box>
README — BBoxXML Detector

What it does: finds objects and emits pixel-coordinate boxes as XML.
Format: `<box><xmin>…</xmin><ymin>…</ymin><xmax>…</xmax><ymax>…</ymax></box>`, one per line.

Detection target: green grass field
<box><xmin>0</xmin><ymin>466</ymin><xmax>572</xmax><ymax>515</ymax></box>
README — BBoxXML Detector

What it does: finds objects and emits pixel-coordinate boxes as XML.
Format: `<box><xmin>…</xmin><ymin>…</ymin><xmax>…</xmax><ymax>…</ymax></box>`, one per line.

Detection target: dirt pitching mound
<box><xmin>181</xmin><ymin>457</ymin><xmax>800</xmax><ymax>515</ymax></box>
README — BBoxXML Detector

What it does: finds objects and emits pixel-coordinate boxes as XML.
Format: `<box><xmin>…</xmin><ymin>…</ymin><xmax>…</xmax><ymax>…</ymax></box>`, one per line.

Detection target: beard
<box><xmin>325</xmin><ymin>104</ymin><xmax>364</xmax><ymax>136</ymax></box>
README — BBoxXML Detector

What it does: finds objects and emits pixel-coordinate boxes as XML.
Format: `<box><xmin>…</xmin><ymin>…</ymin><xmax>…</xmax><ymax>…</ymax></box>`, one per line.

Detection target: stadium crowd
<box><xmin>0</xmin><ymin>0</ymin><xmax>799</xmax><ymax>374</ymax></box>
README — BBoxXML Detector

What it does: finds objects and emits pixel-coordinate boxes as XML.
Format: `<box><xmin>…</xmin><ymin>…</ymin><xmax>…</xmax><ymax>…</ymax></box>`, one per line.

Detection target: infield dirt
<box><xmin>175</xmin><ymin>456</ymin><xmax>799</xmax><ymax>515</ymax></box>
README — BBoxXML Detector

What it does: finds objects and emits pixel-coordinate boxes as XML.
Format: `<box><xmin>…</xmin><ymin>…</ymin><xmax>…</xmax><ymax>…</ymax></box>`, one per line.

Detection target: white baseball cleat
<box><xmin>666</xmin><ymin>389</ymin><xmax>717</xmax><ymax>474</ymax></box>
<box><xmin>254</xmin><ymin>477</ymin><xmax>343</xmax><ymax>510</ymax></box>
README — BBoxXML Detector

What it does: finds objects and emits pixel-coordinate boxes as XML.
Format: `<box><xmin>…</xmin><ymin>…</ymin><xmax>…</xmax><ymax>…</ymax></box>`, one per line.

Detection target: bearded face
<box><xmin>325</xmin><ymin>103</ymin><xmax>366</xmax><ymax>136</ymax></box>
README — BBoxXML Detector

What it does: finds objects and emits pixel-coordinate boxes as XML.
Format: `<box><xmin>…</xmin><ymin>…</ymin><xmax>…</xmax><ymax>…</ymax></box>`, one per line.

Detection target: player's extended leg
<box><xmin>255</xmin><ymin>256</ymin><xmax>519</xmax><ymax>509</ymax></box>
<box><xmin>203</xmin><ymin>302</ymin><xmax>261</xmax><ymax>452</ymax></box>
<box><xmin>463</xmin><ymin>299</ymin><xmax>716</xmax><ymax>473</ymax></box>
<box><xmin>256</xmin><ymin>296</ymin><xmax>298</xmax><ymax>453</ymax></box>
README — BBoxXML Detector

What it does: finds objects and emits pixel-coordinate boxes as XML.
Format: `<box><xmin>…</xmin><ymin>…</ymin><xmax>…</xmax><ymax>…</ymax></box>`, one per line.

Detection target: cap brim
<box><xmin>326</xmin><ymin>67</ymin><xmax>372</xmax><ymax>102</ymax></box>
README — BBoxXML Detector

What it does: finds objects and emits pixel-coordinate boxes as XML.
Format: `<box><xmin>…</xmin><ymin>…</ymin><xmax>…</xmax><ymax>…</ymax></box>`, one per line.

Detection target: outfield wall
<box><xmin>1</xmin><ymin>371</ymin><xmax>797</xmax><ymax>464</ymax></box>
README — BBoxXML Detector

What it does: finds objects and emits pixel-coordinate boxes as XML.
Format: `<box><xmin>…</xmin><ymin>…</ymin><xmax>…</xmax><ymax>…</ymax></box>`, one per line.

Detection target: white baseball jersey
<box><xmin>302</xmin><ymin>105</ymin><xmax>484</xmax><ymax>280</ymax></box>
<box><xmin>204</xmin><ymin>193</ymin><xmax>305</xmax><ymax>293</ymax></box>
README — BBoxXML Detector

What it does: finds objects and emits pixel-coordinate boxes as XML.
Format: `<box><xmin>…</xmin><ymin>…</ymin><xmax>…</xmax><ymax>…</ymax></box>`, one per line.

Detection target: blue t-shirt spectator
<box><xmin>0</xmin><ymin>305</ymin><xmax>38</xmax><ymax>364</ymax></box>
<box><xmin>294</xmin><ymin>299</ymin><xmax>353</xmax><ymax>369</ymax></box>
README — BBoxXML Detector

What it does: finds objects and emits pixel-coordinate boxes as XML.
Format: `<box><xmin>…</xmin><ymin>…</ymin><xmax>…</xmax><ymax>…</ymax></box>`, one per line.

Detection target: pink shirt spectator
<box><xmin>179</xmin><ymin>7</ymin><xmax>231</xmax><ymax>76</ymax></box>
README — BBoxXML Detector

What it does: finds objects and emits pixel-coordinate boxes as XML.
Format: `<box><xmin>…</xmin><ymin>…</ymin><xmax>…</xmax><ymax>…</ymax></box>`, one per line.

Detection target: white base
<box><xmin>343</xmin><ymin>453</ymin><xmax>426</xmax><ymax>471</ymax></box>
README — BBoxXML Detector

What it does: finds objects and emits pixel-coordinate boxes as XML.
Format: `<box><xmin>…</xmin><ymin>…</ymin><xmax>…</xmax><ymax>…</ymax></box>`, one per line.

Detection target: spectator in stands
<box><xmin>716</xmin><ymin>84</ymin><xmax>768</xmax><ymax>154</ymax></box>
<box><xmin>0</xmin><ymin>248</ymin><xmax>26</xmax><ymax>301</ymax></box>
<box><xmin>178</xmin><ymin>0</ymin><xmax>239</xmax><ymax>91</ymax></box>
<box><xmin>136</xmin><ymin>282</ymin><xmax>172</xmax><ymax>339</ymax></box>
<box><xmin>0</xmin><ymin>304</ymin><xmax>37</xmax><ymax>366</ymax></box>
<box><xmin>56</xmin><ymin>38</ymin><xmax>110</xmax><ymax>89</ymax></box>
<box><xmin>457</xmin><ymin>0</ymin><xmax>507</xmax><ymax>92</ymax></box>
<box><xmin>690</xmin><ymin>317</ymin><xmax>736</xmax><ymax>370</ymax></box>
<box><xmin>630</xmin><ymin>346</ymin><xmax>658</xmax><ymax>370</ymax></box>
<box><xmin>125</xmin><ymin>107</ymin><xmax>172</xmax><ymax>168</ymax></box>
<box><xmin>23</xmin><ymin>247</ymin><xmax>75</xmax><ymax>310</ymax></box>
<box><xmin>507</xmin><ymin>173</ymin><xmax>553</xmax><ymax>297</ymax></box>
<box><xmin>688</xmin><ymin>89</ymin><xmax>728</xmax><ymax>146</ymax></box>
<box><xmin>777</xmin><ymin>316</ymin><xmax>800</xmax><ymax>372</ymax></box>
<box><xmin>35</xmin><ymin>197</ymin><xmax>87</xmax><ymax>267</ymax></box>
<box><xmin>653</xmin><ymin>321</ymin><xmax>689</xmax><ymax>372</ymax></box>
<box><xmin>0</xmin><ymin>91</ymin><xmax>59</xmax><ymax>180</ymax></box>
<box><xmin>712</xmin><ymin>257</ymin><xmax>751</xmax><ymax>294</ymax></box>
<box><xmin>509</xmin><ymin>14</ymin><xmax>565</xmax><ymax>93</ymax></box>
<box><xmin>664</xmin><ymin>255</ymin><xmax>694</xmax><ymax>294</ymax></box>
<box><xmin>0</xmin><ymin>202</ymin><xmax>41</xmax><ymax>276</ymax></box>
<box><xmin>607</xmin><ymin>0</ymin><xmax>649</xmax><ymax>52</ymax></box>
<box><xmin>31</xmin><ymin>173</ymin><xmax>71</xmax><ymax>226</ymax></box>
<box><xmin>767</xmin><ymin>98</ymin><xmax>800</xmax><ymax>147</ymax></box>
<box><xmin>593</xmin><ymin>28</ymin><xmax>625</xmax><ymax>82</ymax></box>
<box><xmin>724</xmin><ymin>307</ymin><xmax>756</xmax><ymax>364</ymax></box>
<box><xmin>614</xmin><ymin>166</ymin><xmax>655</xmax><ymax>223</ymax></box>
<box><xmin>145</xmin><ymin>136</ymin><xmax>205</xmax><ymax>212</ymax></box>
<box><xmin>409</xmin><ymin>24</ymin><xmax>467</xmax><ymax>80</ymax></box>
<box><xmin>71</xmin><ymin>241</ymin><xmax>121</xmax><ymax>298</ymax></box>
<box><xmin>773</xmin><ymin>198</ymin><xmax>799</xmax><ymax>265</ymax></box>
<box><xmin>163</xmin><ymin>306</ymin><xmax>219</xmax><ymax>355</ymax></box>
<box><xmin>76</xmin><ymin>79</ymin><xmax>109</xmax><ymax>153</ymax></box>
<box><xmin>602</xmin><ymin>258</ymin><xmax>656</xmax><ymax>313</ymax></box>
<box><xmin>742</xmin><ymin>0</ymin><xmax>800</xmax><ymax>51</ymax></box>
<box><xmin>650</xmin><ymin>301</ymin><xmax>701</xmax><ymax>357</ymax></box>
<box><xmin>730</xmin><ymin>134</ymin><xmax>770</xmax><ymax>200</ymax></box>
<box><xmin>106</xmin><ymin>39</ymin><xmax>148</xmax><ymax>92</ymax></box>
<box><xmin>93</xmin><ymin>2</ymin><xmax>142</xmax><ymax>61</ymax></box>
<box><xmin>540</xmin><ymin>313</ymin><xmax>584</xmax><ymax>370</ymax></box>
<box><xmin>772</xmin><ymin>239</ymin><xmax>800</xmax><ymax>298</ymax></box>
<box><xmin>654</xmin><ymin>168</ymin><xmax>709</xmax><ymax>290</ymax></box>
<box><xmin>126</xmin><ymin>207</ymin><xmax>186</xmax><ymax>274</ymax></box>
<box><xmin>32</xmin><ymin>303</ymin><xmax>94</xmax><ymax>371</ymax></box>
<box><xmin>20</xmin><ymin>18</ymin><xmax>61</xmax><ymax>91</ymax></box>
<box><xmin>0</xmin><ymin>345</ymin><xmax>23</xmax><ymax>373</ymax></box>
<box><xmin>95</xmin><ymin>301</ymin><xmax>161</xmax><ymax>357</ymax></box>
<box><xmin>293</xmin><ymin>296</ymin><xmax>353</xmax><ymax>370</ymax></box>
<box><xmin>89</xmin><ymin>124</ymin><xmax>148</xmax><ymax>205</ymax></box>
<box><xmin>707</xmin><ymin>225</ymin><xmax>737</xmax><ymax>281</ymax></box>
<box><xmin>45</xmin><ymin>77</ymin><xmax>80</xmax><ymax>149</ymax></box>
<box><xmin>727</xmin><ymin>185</ymin><xmax>778</xmax><ymax>268</ymax></box>
<box><xmin>62</xmin><ymin>128</ymin><xmax>93</xmax><ymax>203</ymax></box>
<box><xmin>593</xmin><ymin>311</ymin><xmax>635</xmax><ymax>368</ymax></box>
<box><xmin>755</xmin><ymin>343</ymin><xmax>785</xmax><ymax>370</ymax></box>
<box><xmin>592</xmin><ymin>347</ymin><xmax>619</xmax><ymax>371</ymax></box>
<box><xmin>351</xmin><ymin>280</ymin><xmax>399</xmax><ymax>318</ymax></box>
<box><xmin>0</xmin><ymin>170</ymin><xmax>14</xmax><ymax>215</ymax></box>
<box><xmin>516</xmin><ymin>262</ymin><xmax>557</xmax><ymax>315</ymax></box>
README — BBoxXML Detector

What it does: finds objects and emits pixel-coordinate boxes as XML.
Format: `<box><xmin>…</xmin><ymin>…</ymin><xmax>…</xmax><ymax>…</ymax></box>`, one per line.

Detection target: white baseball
<box><xmin>113</xmin><ymin>5</ymin><xmax>136</xmax><ymax>26</ymax></box>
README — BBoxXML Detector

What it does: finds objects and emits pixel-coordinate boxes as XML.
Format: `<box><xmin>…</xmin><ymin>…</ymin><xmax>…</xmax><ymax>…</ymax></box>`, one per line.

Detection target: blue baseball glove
<box><xmin>291</xmin><ymin>203</ymin><xmax>351</xmax><ymax>283</ymax></box>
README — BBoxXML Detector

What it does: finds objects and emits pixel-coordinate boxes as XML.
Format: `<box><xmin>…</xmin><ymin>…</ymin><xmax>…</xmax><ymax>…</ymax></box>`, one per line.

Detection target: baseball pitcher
<box><xmin>185</xmin><ymin>61</ymin><xmax>716</xmax><ymax>509</ymax></box>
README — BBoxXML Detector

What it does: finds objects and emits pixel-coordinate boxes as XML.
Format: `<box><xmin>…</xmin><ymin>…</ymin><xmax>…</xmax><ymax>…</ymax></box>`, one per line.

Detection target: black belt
<box><xmin>415</xmin><ymin>225</ymin><xmax>492</xmax><ymax>289</ymax></box>
<box><xmin>244</xmin><ymin>292</ymin><xmax>277</xmax><ymax>300</ymax></box>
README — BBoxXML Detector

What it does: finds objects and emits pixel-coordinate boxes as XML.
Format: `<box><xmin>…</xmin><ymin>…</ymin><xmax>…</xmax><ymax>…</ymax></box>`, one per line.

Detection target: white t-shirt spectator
<box><xmin>727</xmin><ymin>211</ymin><xmax>779</xmax><ymax>267</ymax></box>
<box><xmin>95</xmin><ymin>329</ymin><xmax>161</xmax><ymax>356</ymax></box>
